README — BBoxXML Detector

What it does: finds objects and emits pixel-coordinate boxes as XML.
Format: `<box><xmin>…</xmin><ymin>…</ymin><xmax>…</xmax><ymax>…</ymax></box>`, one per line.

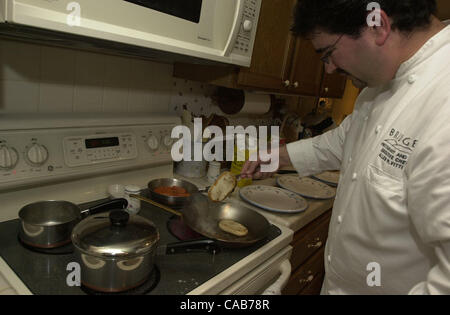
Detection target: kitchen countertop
<box><xmin>175</xmin><ymin>173</ymin><xmax>335</xmax><ymax>233</ymax></box>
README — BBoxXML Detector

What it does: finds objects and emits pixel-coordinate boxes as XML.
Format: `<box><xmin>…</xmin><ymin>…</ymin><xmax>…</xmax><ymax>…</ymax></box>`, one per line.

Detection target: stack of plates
<box><xmin>276</xmin><ymin>176</ymin><xmax>336</xmax><ymax>200</ymax></box>
<box><xmin>239</xmin><ymin>185</ymin><xmax>308</xmax><ymax>214</ymax></box>
<box><xmin>239</xmin><ymin>174</ymin><xmax>337</xmax><ymax>214</ymax></box>
<box><xmin>311</xmin><ymin>171</ymin><xmax>340</xmax><ymax>187</ymax></box>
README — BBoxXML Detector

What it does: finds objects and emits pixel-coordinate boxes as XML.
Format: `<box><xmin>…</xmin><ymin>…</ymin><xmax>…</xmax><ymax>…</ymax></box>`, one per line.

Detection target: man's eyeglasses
<box><xmin>320</xmin><ymin>35</ymin><xmax>344</xmax><ymax>64</ymax></box>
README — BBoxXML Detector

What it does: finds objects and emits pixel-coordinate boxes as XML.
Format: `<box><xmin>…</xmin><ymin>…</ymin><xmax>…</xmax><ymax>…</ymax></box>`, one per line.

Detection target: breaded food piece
<box><xmin>208</xmin><ymin>171</ymin><xmax>237</xmax><ymax>202</ymax></box>
<box><xmin>218</xmin><ymin>219</ymin><xmax>248</xmax><ymax>237</ymax></box>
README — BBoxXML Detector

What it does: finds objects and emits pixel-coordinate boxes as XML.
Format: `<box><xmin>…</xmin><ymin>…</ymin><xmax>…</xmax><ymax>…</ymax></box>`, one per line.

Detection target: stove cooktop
<box><xmin>0</xmin><ymin>197</ymin><xmax>281</xmax><ymax>295</ymax></box>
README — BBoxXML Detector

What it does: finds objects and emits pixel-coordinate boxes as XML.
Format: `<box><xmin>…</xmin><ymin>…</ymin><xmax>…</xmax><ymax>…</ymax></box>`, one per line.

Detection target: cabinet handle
<box><xmin>307</xmin><ymin>240</ymin><xmax>323</xmax><ymax>248</ymax></box>
<box><xmin>283</xmin><ymin>80</ymin><xmax>290</xmax><ymax>87</ymax></box>
<box><xmin>299</xmin><ymin>273</ymin><xmax>314</xmax><ymax>284</ymax></box>
<box><xmin>293</xmin><ymin>81</ymin><xmax>299</xmax><ymax>88</ymax></box>
<box><xmin>324</xmin><ymin>87</ymin><xmax>329</xmax><ymax>93</ymax></box>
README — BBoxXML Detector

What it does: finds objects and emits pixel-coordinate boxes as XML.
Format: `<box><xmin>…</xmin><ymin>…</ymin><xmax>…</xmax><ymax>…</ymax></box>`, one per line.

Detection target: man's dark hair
<box><xmin>292</xmin><ymin>0</ymin><xmax>437</xmax><ymax>38</ymax></box>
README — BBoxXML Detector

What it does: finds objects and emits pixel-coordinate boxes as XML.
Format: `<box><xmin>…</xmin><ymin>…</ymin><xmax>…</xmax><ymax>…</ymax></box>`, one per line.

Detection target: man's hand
<box><xmin>240</xmin><ymin>145</ymin><xmax>293</xmax><ymax>180</ymax></box>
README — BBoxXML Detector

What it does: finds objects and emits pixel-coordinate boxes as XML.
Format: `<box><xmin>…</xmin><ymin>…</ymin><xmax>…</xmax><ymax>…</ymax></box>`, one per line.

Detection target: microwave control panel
<box><xmin>233</xmin><ymin>0</ymin><xmax>261</xmax><ymax>56</ymax></box>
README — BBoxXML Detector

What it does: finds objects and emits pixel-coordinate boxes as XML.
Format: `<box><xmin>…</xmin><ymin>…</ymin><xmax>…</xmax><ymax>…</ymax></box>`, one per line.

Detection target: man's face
<box><xmin>311</xmin><ymin>31</ymin><xmax>372</xmax><ymax>89</ymax></box>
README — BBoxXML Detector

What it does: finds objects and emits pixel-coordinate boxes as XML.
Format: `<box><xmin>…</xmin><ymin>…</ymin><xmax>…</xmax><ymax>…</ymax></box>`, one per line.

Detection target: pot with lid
<box><xmin>71</xmin><ymin>210</ymin><xmax>159</xmax><ymax>293</ymax></box>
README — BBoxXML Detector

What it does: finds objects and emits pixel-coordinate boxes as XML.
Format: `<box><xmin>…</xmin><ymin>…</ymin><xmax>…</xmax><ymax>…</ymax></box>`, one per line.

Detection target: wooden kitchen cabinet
<box><xmin>284</xmin><ymin>247</ymin><xmax>326</xmax><ymax>295</ymax></box>
<box><xmin>173</xmin><ymin>0</ymin><xmax>346</xmax><ymax>98</ymax></box>
<box><xmin>321</xmin><ymin>72</ymin><xmax>348</xmax><ymax>99</ymax></box>
<box><xmin>282</xmin><ymin>210</ymin><xmax>332</xmax><ymax>295</ymax></box>
<box><xmin>236</xmin><ymin>0</ymin><xmax>297</xmax><ymax>91</ymax></box>
<box><xmin>437</xmin><ymin>0</ymin><xmax>450</xmax><ymax>21</ymax></box>
<box><xmin>282</xmin><ymin>36</ymin><xmax>323</xmax><ymax>95</ymax></box>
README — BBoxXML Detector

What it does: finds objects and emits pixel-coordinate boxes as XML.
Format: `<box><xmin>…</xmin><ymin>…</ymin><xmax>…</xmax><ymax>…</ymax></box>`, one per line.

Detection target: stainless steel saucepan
<box><xmin>18</xmin><ymin>198</ymin><xmax>128</xmax><ymax>249</ymax></box>
<box><xmin>71</xmin><ymin>209</ymin><xmax>159</xmax><ymax>293</ymax></box>
<box><xmin>70</xmin><ymin>209</ymin><xmax>219</xmax><ymax>293</ymax></box>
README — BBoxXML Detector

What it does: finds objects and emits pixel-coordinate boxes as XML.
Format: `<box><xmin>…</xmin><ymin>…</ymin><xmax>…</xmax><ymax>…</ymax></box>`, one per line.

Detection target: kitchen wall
<box><xmin>0</xmin><ymin>38</ymin><xmax>209</xmax><ymax>115</ymax></box>
<box><xmin>0</xmin><ymin>38</ymin><xmax>273</xmax><ymax>129</ymax></box>
<box><xmin>0</xmin><ymin>38</ymin><xmax>176</xmax><ymax>114</ymax></box>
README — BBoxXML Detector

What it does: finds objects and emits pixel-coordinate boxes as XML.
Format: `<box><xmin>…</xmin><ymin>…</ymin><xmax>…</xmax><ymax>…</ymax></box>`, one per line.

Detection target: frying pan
<box><xmin>147</xmin><ymin>178</ymin><xmax>200</xmax><ymax>209</ymax></box>
<box><xmin>131</xmin><ymin>193</ymin><xmax>270</xmax><ymax>248</ymax></box>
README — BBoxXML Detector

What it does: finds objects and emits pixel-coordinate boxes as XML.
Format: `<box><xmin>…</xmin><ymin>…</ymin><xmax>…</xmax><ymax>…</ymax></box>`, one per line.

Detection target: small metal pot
<box><xmin>148</xmin><ymin>178</ymin><xmax>199</xmax><ymax>209</ymax></box>
<box><xmin>18</xmin><ymin>198</ymin><xmax>127</xmax><ymax>249</ymax></box>
<box><xmin>71</xmin><ymin>210</ymin><xmax>159</xmax><ymax>293</ymax></box>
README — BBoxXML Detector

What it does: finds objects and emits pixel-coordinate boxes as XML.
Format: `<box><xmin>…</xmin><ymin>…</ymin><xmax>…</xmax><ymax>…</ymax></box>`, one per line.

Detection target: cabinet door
<box><xmin>437</xmin><ymin>0</ymin><xmax>450</xmax><ymax>20</ymax></box>
<box><xmin>237</xmin><ymin>0</ymin><xmax>296</xmax><ymax>91</ymax></box>
<box><xmin>282</xmin><ymin>247</ymin><xmax>325</xmax><ymax>295</ymax></box>
<box><xmin>320</xmin><ymin>71</ymin><xmax>347</xmax><ymax>98</ymax></box>
<box><xmin>290</xmin><ymin>210</ymin><xmax>331</xmax><ymax>271</ymax></box>
<box><xmin>298</xmin><ymin>272</ymin><xmax>325</xmax><ymax>295</ymax></box>
<box><xmin>287</xmin><ymin>38</ymin><xmax>324</xmax><ymax>96</ymax></box>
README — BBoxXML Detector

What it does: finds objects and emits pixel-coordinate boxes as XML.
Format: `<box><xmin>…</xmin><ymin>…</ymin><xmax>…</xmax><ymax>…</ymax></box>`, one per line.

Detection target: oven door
<box><xmin>220</xmin><ymin>246</ymin><xmax>292</xmax><ymax>295</ymax></box>
<box><xmin>1</xmin><ymin>0</ymin><xmax>258</xmax><ymax>66</ymax></box>
<box><xmin>188</xmin><ymin>246</ymin><xmax>293</xmax><ymax>295</ymax></box>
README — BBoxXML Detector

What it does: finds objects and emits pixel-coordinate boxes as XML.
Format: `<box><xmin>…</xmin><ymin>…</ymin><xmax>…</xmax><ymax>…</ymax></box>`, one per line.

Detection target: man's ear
<box><xmin>373</xmin><ymin>10</ymin><xmax>391</xmax><ymax>46</ymax></box>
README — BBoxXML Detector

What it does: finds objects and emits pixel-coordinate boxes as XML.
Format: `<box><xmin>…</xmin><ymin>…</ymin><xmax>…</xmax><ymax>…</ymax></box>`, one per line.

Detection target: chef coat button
<box><xmin>375</xmin><ymin>125</ymin><xmax>382</xmax><ymax>134</ymax></box>
<box><xmin>327</xmin><ymin>255</ymin><xmax>331</xmax><ymax>263</ymax></box>
<box><xmin>349</xmin><ymin>156</ymin><xmax>352</xmax><ymax>163</ymax></box>
<box><xmin>364</xmin><ymin>116</ymin><xmax>369</xmax><ymax>121</ymax></box>
<box><xmin>352</xmin><ymin>173</ymin><xmax>358</xmax><ymax>181</ymax></box>
<box><xmin>337</xmin><ymin>215</ymin><xmax>343</xmax><ymax>224</ymax></box>
<box><xmin>408</xmin><ymin>75</ymin><xmax>417</xmax><ymax>84</ymax></box>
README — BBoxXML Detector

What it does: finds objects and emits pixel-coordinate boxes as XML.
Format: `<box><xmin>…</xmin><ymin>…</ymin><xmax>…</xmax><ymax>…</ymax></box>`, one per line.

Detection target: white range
<box><xmin>0</xmin><ymin>114</ymin><xmax>293</xmax><ymax>295</ymax></box>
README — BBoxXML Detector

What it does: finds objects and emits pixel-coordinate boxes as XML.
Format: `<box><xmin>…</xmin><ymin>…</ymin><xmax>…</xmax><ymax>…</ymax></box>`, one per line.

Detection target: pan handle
<box><xmin>198</xmin><ymin>186</ymin><xmax>210</xmax><ymax>193</ymax></box>
<box><xmin>129</xmin><ymin>194</ymin><xmax>181</xmax><ymax>217</ymax></box>
<box><xmin>158</xmin><ymin>239</ymin><xmax>221</xmax><ymax>255</ymax></box>
<box><xmin>80</xmin><ymin>198</ymin><xmax>128</xmax><ymax>217</ymax></box>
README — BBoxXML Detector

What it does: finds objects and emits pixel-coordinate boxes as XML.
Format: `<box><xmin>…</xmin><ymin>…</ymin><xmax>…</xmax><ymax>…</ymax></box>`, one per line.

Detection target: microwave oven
<box><xmin>0</xmin><ymin>0</ymin><xmax>261</xmax><ymax>67</ymax></box>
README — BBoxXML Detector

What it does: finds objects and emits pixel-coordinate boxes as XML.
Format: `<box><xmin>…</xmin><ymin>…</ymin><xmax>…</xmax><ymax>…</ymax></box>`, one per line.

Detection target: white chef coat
<box><xmin>287</xmin><ymin>24</ymin><xmax>450</xmax><ymax>294</ymax></box>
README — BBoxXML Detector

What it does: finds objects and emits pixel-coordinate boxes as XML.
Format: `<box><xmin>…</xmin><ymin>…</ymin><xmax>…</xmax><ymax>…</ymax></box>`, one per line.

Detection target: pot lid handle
<box><xmin>109</xmin><ymin>210</ymin><xmax>129</xmax><ymax>227</ymax></box>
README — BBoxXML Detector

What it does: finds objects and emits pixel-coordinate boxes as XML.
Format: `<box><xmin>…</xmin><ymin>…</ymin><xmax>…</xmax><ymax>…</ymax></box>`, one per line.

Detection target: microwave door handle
<box><xmin>222</xmin><ymin>0</ymin><xmax>245</xmax><ymax>56</ymax></box>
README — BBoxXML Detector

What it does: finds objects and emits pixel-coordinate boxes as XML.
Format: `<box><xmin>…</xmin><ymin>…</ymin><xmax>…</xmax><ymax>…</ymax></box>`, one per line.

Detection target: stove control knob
<box><xmin>243</xmin><ymin>19</ymin><xmax>253</xmax><ymax>32</ymax></box>
<box><xmin>0</xmin><ymin>145</ymin><xmax>19</xmax><ymax>170</ymax></box>
<box><xmin>26</xmin><ymin>143</ymin><xmax>49</xmax><ymax>166</ymax></box>
<box><xmin>162</xmin><ymin>135</ymin><xmax>173</xmax><ymax>148</ymax></box>
<box><xmin>146</xmin><ymin>135</ymin><xmax>160</xmax><ymax>151</ymax></box>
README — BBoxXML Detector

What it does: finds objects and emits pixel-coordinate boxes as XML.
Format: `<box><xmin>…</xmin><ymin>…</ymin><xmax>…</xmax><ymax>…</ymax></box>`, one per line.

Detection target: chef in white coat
<box><xmin>241</xmin><ymin>0</ymin><xmax>450</xmax><ymax>294</ymax></box>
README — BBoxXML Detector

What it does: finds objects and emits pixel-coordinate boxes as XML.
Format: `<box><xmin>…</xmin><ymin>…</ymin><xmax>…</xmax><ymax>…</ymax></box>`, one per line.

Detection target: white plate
<box><xmin>239</xmin><ymin>185</ymin><xmax>308</xmax><ymax>214</ymax></box>
<box><xmin>277</xmin><ymin>176</ymin><xmax>336</xmax><ymax>200</ymax></box>
<box><xmin>311</xmin><ymin>171</ymin><xmax>340</xmax><ymax>187</ymax></box>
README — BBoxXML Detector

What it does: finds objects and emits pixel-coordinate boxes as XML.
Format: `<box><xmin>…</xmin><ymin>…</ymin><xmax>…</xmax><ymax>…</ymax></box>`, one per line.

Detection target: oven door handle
<box><xmin>262</xmin><ymin>259</ymin><xmax>292</xmax><ymax>295</ymax></box>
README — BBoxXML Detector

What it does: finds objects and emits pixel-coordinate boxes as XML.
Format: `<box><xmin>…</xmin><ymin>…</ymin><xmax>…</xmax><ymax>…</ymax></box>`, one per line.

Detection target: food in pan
<box><xmin>218</xmin><ymin>219</ymin><xmax>248</xmax><ymax>237</ymax></box>
<box><xmin>208</xmin><ymin>171</ymin><xmax>237</xmax><ymax>202</ymax></box>
<box><xmin>153</xmin><ymin>186</ymin><xmax>190</xmax><ymax>197</ymax></box>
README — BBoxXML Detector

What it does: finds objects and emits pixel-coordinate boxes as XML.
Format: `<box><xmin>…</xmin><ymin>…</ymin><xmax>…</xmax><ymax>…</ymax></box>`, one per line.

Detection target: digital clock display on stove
<box><xmin>85</xmin><ymin>137</ymin><xmax>119</xmax><ymax>149</ymax></box>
